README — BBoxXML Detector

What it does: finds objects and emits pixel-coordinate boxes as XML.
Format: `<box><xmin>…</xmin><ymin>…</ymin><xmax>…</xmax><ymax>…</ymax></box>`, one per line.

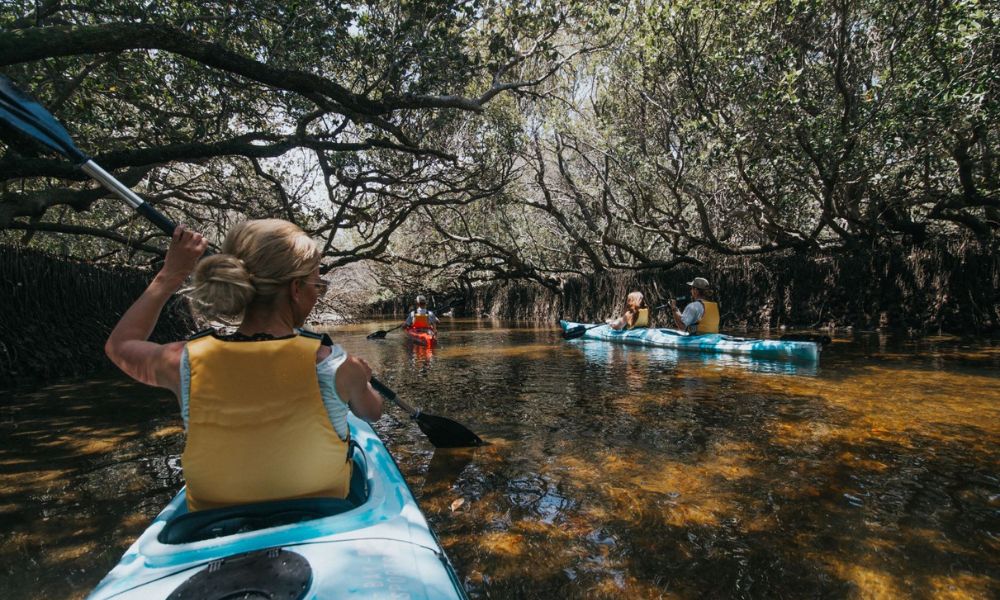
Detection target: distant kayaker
<box><xmin>405</xmin><ymin>295</ymin><xmax>439</xmax><ymax>331</ymax></box>
<box><xmin>607</xmin><ymin>291</ymin><xmax>649</xmax><ymax>330</ymax></box>
<box><xmin>105</xmin><ymin>220</ymin><xmax>383</xmax><ymax>511</ymax></box>
<box><xmin>669</xmin><ymin>277</ymin><xmax>720</xmax><ymax>334</ymax></box>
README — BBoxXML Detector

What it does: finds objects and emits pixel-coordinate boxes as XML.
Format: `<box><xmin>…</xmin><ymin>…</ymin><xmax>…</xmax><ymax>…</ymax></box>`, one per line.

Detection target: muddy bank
<box><xmin>0</xmin><ymin>246</ymin><xmax>195</xmax><ymax>387</ymax></box>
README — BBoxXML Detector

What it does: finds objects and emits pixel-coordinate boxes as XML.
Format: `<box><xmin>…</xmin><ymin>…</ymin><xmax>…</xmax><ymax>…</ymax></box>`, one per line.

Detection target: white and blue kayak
<box><xmin>560</xmin><ymin>320</ymin><xmax>820</xmax><ymax>363</ymax></box>
<box><xmin>88</xmin><ymin>414</ymin><xmax>467</xmax><ymax>599</ymax></box>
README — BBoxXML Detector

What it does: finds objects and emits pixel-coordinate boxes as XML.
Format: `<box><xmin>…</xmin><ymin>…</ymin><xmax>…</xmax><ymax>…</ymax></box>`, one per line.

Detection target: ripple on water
<box><xmin>1</xmin><ymin>324</ymin><xmax>997</xmax><ymax>599</ymax></box>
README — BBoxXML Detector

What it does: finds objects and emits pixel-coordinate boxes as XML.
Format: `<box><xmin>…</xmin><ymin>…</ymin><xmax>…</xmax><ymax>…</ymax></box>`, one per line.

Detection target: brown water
<box><xmin>1</xmin><ymin>320</ymin><xmax>998</xmax><ymax>599</ymax></box>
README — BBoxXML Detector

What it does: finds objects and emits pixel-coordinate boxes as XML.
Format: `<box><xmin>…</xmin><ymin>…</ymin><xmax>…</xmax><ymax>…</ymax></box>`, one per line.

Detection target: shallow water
<box><xmin>1</xmin><ymin>320</ymin><xmax>998</xmax><ymax>598</ymax></box>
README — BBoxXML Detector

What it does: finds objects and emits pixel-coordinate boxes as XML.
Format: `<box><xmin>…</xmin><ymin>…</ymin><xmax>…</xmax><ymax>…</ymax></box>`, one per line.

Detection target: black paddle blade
<box><xmin>0</xmin><ymin>75</ymin><xmax>87</xmax><ymax>162</ymax></box>
<box><xmin>366</xmin><ymin>330</ymin><xmax>388</xmax><ymax>340</ymax></box>
<box><xmin>415</xmin><ymin>412</ymin><xmax>485</xmax><ymax>448</ymax></box>
<box><xmin>562</xmin><ymin>326</ymin><xmax>588</xmax><ymax>340</ymax></box>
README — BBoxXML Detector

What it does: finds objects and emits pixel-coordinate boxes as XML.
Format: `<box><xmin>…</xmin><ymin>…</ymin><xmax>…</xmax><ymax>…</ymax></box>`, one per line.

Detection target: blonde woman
<box><xmin>607</xmin><ymin>291</ymin><xmax>649</xmax><ymax>331</ymax></box>
<box><xmin>105</xmin><ymin>221</ymin><xmax>382</xmax><ymax>511</ymax></box>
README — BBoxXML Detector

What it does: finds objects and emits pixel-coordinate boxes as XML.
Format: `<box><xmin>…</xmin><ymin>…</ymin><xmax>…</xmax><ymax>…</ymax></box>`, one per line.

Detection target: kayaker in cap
<box><xmin>405</xmin><ymin>294</ymin><xmax>439</xmax><ymax>331</ymax></box>
<box><xmin>105</xmin><ymin>220</ymin><xmax>383</xmax><ymax>511</ymax></box>
<box><xmin>607</xmin><ymin>291</ymin><xmax>649</xmax><ymax>331</ymax></box>
<box><xmin>669</xmin><ymin>277</ymin><xmax>720</xmax><ymax>334</ymax></box>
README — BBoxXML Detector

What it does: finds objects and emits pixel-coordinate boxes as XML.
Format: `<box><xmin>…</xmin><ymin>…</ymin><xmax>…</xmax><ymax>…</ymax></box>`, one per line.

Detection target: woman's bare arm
<box><xmin>105</xmin><ymin>226</ymin><xmax>207</xmax><ymax>395</ymax></box>
<box><xmin>335</xmin><ymin>356</ymin><xmax>384</xmax><ymax>422</ymax></box>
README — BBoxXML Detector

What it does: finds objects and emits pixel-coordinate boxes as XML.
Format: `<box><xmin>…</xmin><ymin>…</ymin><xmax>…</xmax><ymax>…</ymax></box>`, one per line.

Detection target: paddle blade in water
<box><xmin>562</xmin><ymin>326</ymin><xmax>588</xmax><ymax>340</ymax></box>
<box><xmin>366</xmin><ymin>330</ymin><xmax>388</xmax><ymax>340</ymax></box>
<box><xmin>415</xmin><ymin>413</ymin><xmax>485</xmax><ymax>448</ymax></box>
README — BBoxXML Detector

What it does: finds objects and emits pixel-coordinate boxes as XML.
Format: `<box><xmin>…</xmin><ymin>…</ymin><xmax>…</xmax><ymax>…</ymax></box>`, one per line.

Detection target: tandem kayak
<box><xmin>405</xmin><ymin>326</ymin><xmax>437</xmax><ymax>347</ymax></box>
<box><xmin>87</xmin><ymin>414</ymin><xmax>467</xmax><ymax>599</ymax></box>
<box><xmin>559</xmin><ymin>320</ymin><xmax>820</xmax><ymax>363</ymax></box>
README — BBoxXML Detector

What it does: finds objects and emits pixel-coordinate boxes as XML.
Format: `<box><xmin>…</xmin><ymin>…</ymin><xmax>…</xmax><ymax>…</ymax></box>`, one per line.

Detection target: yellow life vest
<box><xmin>697</xmin><ymin>301</ymin><xmax>720</xmax><ymax>334</ymax></box>
<box><xmin>412</xmin><ymin>313</ymin><xmax>430</xmax><ymax>328</ymax></box>
<box><xmin>182</xmin><ymin>334</ymin><xmax>351</xmax><ymax>511</ymax></box>
<box><xmin>627</xmin><ymin>307</ymin><xmax>649</xmax><ymax>329</ymax></box>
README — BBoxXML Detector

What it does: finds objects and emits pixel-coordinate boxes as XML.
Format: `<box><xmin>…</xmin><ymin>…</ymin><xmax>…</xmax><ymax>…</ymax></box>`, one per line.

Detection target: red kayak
<box><xmin>404</xmin><ymin>326</ymin><xmax>437</xmax><ymax>347</ymax></box>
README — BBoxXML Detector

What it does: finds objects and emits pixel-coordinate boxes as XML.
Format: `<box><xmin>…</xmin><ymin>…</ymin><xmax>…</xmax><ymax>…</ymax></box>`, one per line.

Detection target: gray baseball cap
<box><xmin>686</xmin><ymin>277</ymin><xmax>711</xmax><ymax>290</ymax></box>
<box><xmin>416</xmin><ymin>294</ymin><xmax>427</xmax><ymax>304</ymax></box>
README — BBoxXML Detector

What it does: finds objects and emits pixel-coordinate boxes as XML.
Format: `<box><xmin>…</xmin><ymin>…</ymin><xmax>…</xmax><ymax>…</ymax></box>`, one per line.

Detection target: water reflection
<box><xmin>1</xmin><ymin>323</ymin><xmax>998</xmax><ymax>599</ymax></box>
<box><xmin>572</xmin><ymin>338</ymin><xmax>821</xmax><ymax>376</ymax></box>
<box><xmin>406</xmin><ymin>340</ymin><xmax>435</xmax><ymax>373</ymax></box>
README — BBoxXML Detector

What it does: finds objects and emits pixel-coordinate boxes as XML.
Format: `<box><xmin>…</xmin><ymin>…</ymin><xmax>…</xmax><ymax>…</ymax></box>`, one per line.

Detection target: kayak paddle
<box><xmin>0</xmin><ymin>75</ymin><xmax>177</xmax><ymax>235</ymax></box>
<box><xmin>369</xmin><ymin>377</ymin><xmax>484</xmax><ymax>448</ymax></box>
<box><xmin>562</xmin><ymin>303</ymin><xmax>672</xmax><ymax>340</ymax></box>
<box><xmin>367</xmin><ymin>322</ymin><xmax>406</xmax><ymax>339</ymax></box>
<box><xmin>0</xmin><ymin>75</ymin><xmax>483</xmax><ymax>449</ymax></box>
<box><xmin>561</xmin><ymin>322</ymin><xmax>607</xmax><ymax>340</ymax></box>
<box><xmin>367</xmin><ymin>298</ymin><xmax>462</xmax><ymax>340</ymax></box>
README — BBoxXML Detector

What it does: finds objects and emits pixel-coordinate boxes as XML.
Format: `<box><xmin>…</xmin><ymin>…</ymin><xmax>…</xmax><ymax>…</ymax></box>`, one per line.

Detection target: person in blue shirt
<box><xmin>669</xmin><ymin>277</ymin><xmax>720</xmax><ymax>334</ymax></box>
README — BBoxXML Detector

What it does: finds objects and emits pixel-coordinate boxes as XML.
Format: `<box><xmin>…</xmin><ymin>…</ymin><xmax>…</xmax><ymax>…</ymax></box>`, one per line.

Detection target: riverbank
<box><xmin>373</xmin><ymin>239</ymin><xmax>998</xmax><ymax>335</ymax></box>
<box><xmin>4</xmin><ymin>237</ymin><xmax>996</xmax><ymax>387</ymax></box>
<box><xmin>0</xmin><ymin>246</ymin><xmax>195</xmax><ymax>387</ymax></box>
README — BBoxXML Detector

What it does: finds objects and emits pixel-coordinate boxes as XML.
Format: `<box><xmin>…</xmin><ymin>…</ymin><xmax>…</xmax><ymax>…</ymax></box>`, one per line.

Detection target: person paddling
<box><xmin>669</xmin><ymin>277</ymin><xmax>720</xmax><ymax>334</ymax></box>
<box><xmin>607</xmin><ymin>291</ymin><xmax>649</xmax><ymax>331</ymax></box>
<box><xmin>105</xmin><ymin>220</ymin><xmax>383</xmax><ymax>511</ymax></box>
<box><xmin>405</xmin><ymin>295</ymin><xmax>439</xmax><ymax>332</ymax></box>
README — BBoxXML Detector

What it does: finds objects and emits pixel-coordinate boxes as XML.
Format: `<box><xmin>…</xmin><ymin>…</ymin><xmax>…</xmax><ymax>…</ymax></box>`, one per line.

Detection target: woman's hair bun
<box><xmin>188</xmin><ymin>254</ymin><xmax>256</xmax><ymax>319</ymax></box>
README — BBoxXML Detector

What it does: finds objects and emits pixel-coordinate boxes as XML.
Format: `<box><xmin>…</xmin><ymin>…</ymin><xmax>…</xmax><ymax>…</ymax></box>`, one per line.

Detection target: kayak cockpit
<box><xmin>158</xmin><ymin>454</ymin><xmax>369</xmax><ymax>544</ymax></box>
<box><xmin>88</xmin><ymin>415</ymin><xmax>468</xmax><ymax>600</ymax></box>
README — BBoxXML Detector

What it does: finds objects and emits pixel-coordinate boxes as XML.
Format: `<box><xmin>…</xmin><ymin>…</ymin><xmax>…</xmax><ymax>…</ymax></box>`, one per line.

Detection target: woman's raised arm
<box><xmin>105</xmin><ymin>225</ymin><xmax>208</xmax><ymax>394</ymax></box>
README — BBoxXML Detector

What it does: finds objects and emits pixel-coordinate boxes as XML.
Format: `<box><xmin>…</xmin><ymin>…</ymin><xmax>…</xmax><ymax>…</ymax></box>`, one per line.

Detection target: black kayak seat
<box><xmin>159</xmin><ymin>451</ymin><xmax>369</xmax><ymax>545</ymax></box>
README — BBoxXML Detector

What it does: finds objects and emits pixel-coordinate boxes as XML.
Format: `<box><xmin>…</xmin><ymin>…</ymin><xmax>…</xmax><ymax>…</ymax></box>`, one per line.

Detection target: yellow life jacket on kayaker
<box><xmin>697</xmin><ymin>301</ymin><xmax>720</xmax><ymax>334</ymax></box>
<box><xmin>627</xmin><ymin>307</ymin><xmax>649</xmax><ymax>329</ymax></box>
<box><xmin>182</xmin><ymin>333</ymin><xmax>351</xmax><ymax>511</ymax></box>
<box><xmin>412</xmin><ymin>313</ymin><xmax>430</xmax><ymax>328</ymax></box>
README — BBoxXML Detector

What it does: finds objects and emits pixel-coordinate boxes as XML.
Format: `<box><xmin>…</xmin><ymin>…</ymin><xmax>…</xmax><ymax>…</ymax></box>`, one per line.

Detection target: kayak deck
<box><xmin>559</xmin><ymin>320</ymin><xmax>820</xmax><ymax>363</ymax></box>
<box><xmin>87</xmin><ymin>414</ymin><xmax>466</xmax><ymax>599</ymax></box>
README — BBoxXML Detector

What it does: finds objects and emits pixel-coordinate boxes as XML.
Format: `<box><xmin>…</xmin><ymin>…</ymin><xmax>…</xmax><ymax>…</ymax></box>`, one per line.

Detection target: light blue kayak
<box><xmin>87</xmin><ymin>414</ymin><xmax>467</xmax><ymax>599</ymax></box>
<box><xmin>560</xmin><ymin>320</ymin><xmax>820</xmax><ymax>363</ymax></box>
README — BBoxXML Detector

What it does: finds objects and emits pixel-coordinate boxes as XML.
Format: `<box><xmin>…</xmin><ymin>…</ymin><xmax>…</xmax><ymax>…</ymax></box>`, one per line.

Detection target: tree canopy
<box><xmin>1</xmin><ymin>0</ymin><xmax>996</xmax><ymax>298</ymax></box>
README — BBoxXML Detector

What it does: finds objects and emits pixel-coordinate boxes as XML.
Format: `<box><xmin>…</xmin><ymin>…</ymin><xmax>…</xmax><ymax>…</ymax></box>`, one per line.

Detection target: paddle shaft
<box><xmin>369</xmin><ymin>377</ymin><xmax>419</xmax><ymax>417</ymax></box>
<box><xmin>80</xmin><ymin>160</ymin><xmax>176</xmax><ymax>235</ymax></box>
<box><xmin>0</xmin><ymin>76</ymin><xmax>177</xmax><ymax>236</ymax></box>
